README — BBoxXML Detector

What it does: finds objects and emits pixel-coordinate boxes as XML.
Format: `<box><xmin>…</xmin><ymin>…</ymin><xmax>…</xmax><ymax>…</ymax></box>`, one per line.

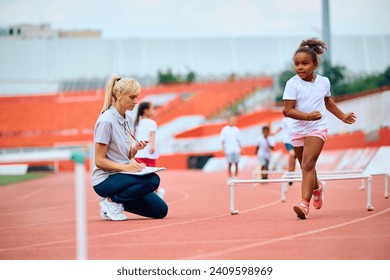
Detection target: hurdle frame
<box><xmin>228</xmin><ymin>173</ymin><xmax>374</xmax><ymax>215</ymax></box>
<box><xmin>0</xmin><ymin>150</ymin><xmax>88</xmax><ymax>260</ymax></box>
<box><xmin>281</xmin><ymin>172</ymin><xmax>389</xmax><ymax>200</ymax></box>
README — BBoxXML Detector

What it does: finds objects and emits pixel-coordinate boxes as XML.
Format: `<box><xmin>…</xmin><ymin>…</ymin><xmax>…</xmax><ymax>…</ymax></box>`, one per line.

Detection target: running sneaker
<box><xmin>313</xmin><ymin>181</ymin><xmax>326</xmax><ymax>210</ymax></box>
<box><xmin>293</xmin><ymin>199</ymin><xmax>309</xmax><ymax>219</ymax></box>
<box><xmin>99</xmin><ymin>198</ymin><xmax>128</xmax><ymax>221</ymax></box>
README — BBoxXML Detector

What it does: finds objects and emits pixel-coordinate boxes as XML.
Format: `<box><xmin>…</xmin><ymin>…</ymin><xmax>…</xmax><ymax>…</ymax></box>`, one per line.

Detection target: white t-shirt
<box><xmin>283</xmin><ymin>74</ymin><xmax>331</xmax><ymax>134</ymax></box>
<box><xmin>281</xmin><ymin>117</ymin><xmax>293</xmax><ymax>144</ymax></box>
<box><xmin>220</xmin><ymin>125</ymin><xmax>241</xmax><ymax>154</ymax></box>
<box><xmin>135</xmin><ymin>118</ymin><xmax>158</xmax><ymax>159</ymax></box>
<box><xmin>256</xmin><ymin>135</ymin><xmax>275</xmax><ymax>160</ymax></box>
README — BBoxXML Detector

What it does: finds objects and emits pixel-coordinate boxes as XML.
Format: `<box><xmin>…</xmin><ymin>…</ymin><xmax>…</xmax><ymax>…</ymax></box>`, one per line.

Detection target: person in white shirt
<box><xmin>283</xmin><ymin>38</ymin><xmax>356</xmax><ymax>219</ymax></box>
<box><xmin>255</xmin><ymin>126</ymin><xmax>275</xmax><ymax>179</ymax></box>
<box><xmin>134</xmin><ymin>101</ymin><xmax>165</xmax><ymax>198</ymax></box>
<box><xmin>220</xmin><ymin>116</ymin><xmax>241</xmax><ymax>179</ymax></box>
<box><xmin>273</xmin><ymin>111</ymin><xmax>296</xmax><ymax>184</ymax></box>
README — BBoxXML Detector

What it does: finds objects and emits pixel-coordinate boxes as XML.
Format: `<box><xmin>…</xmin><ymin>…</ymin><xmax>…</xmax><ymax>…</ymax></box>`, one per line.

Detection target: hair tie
<box><xmin>116</xmin><ymin>77</ymin><xmax>121</xmax><ymax>82</ymax></box>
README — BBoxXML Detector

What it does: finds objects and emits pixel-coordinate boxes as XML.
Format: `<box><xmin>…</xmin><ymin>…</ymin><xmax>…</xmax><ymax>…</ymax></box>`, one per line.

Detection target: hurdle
<box><xmin>281</xmin><ymin>169</ymin><xmax>365</xmax><ymax>184</ymax></box>
<box><xmin>359</xmin><ymin>173</ymin><xmax>388</xmax><ymax>199</ymax></box>
<box><xmin>253</xmin><ymin>169</ymin><xmax>365</xmax><ymax>189</ymax></box>
<box><xmin>281</xmin><ymin>171</ymin><xmax>389</xmax><ymax>200</ymax></box>
<box><xmin>228</xmin><ymin>173</ymin><xmax>374</xmax><ymax>215</ymax></box>
<box><xmin>252</xmin><ymin>168</ymin><xmax>364</xmax><ymax>178</ymax></box>
<box><xmin>252</xmin><ymin>169</ymin><xmax>367</xmax><ymax>201</ymax></box>
<box><xmin>0</xmin><ymin>150</ymin><xmax>88</xmax><ymax>260</ymax></box>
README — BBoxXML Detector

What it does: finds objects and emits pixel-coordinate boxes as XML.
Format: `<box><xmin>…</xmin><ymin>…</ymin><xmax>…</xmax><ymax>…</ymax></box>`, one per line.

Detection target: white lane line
<box><xmin>182</xmin><ymin>207</ymin><xmax>390</xmax><ymax>259</ymax></box>
<box><xmin>0</xmin><ymin>189</ymin><xmax>190</xmax><ymax>230</ymax></box>
<box><xmin>0</xmin><ymin>199</ymin><xmax>281</xmax><ymax>252</ymax></box>
<box><xmin>9</xmin><ymin>233</ymin><xmax>390</xmax><ymax>253</ymax></box>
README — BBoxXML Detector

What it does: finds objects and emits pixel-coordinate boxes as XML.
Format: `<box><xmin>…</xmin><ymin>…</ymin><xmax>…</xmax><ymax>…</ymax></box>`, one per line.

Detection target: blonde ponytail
<box><xmin>100</xmin><ymin>75</ymin><xmax>141</xmax><ymax>114</ymax></box>
<box><xmin>101</xmin><ymin>75</ymin><xmax>119</xmax><ymax>114</ymax></box>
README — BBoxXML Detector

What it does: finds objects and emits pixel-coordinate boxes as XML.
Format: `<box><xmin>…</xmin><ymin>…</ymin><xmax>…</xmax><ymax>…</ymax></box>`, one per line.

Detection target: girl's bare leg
<box><xmin>298</xmin><ymin>137</ymin><xmax>324</xmax><ymax>202</ymax></box>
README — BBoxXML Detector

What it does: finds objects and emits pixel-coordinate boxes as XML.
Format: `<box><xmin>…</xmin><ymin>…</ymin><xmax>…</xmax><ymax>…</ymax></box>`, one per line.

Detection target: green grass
<box><xmin>0</xmin><ymin>172</ymin><xmax>48</xmax><ymax>186</ymax></box>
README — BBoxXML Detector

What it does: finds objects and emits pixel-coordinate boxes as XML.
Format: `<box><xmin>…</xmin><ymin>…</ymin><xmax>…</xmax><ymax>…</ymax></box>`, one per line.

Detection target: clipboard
<box><xmin>120</xmin><ymin>167</ymin><xmax>166</xmax><ymax>176</ymax></box>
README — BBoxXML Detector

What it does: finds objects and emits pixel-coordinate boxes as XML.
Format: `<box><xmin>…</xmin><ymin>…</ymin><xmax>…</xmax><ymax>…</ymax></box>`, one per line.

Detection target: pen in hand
<box><xmin>133</xmin><ymin>157</ymin><xmax>146</xmax><ymax>171</ymax></box>
<box><xmin>121</xmin><ymin>122</ymin><xmax>149</xmax><ymax>145</ymax></box>
<box><xmin>130</xmin><ymin>134</ymin><xmax>149</xmax><ymax>145</ymax></box>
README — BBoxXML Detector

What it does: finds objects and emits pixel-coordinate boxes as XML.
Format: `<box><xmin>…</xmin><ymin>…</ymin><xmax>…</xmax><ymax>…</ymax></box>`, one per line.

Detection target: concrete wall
<box><xmin>1</xmin><ymin>35</ymin><xmax>389</xmax><ymax>94</ymax></box>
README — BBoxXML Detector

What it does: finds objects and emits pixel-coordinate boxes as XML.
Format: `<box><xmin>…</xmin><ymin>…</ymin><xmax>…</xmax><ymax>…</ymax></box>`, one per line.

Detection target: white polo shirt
<box><xmin>91</xmin><ymin>105</ymin><xmax>134</xmax><ymax>186</ymax></box>
<box><xmin>283</xmin><ymin>74</ymin><xmax>331</xmax><ymax>135</ymax></box>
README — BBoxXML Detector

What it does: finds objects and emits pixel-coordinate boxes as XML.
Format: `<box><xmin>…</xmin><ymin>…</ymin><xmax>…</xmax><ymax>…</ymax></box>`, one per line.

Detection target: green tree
<box><xmin>158</xmin><ymin>69</ymin><xmax>197</xmax><ymax>85</ymax></box>
<box><xmin>381</xmin><ymin>66</ymin><xmax>390</xmax><ymax>86</ymax></box>
<box><xmin>277</xmin><ymin>62</ymin><xmax>390</xmax><ymax>100</ymax></box>
<box><xmin>278</xmin><ymin>68</ymin><xmax>295</xmax><ymax>90</ymax></box>
<box><xmin>157</xmin><ymin>69</ymin><xmax>180</xmax><ymax>85</ymax></box>
<box><xmin>276</xmin><ymin>68</ymin><xmax>295</xmax><ymax>102</ymax></box>
<box><xmin>185</xmin><ymin>71</ymin><xmax>196</xmax><ymax>83</ymax></box>
<box><xmin>322</xmin><ymin>60</ymin><xmax>346</xmax><ymax>90</ymax></box>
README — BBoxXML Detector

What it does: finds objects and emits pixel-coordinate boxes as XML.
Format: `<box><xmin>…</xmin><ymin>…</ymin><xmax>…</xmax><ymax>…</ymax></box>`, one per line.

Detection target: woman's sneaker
<box><xmin>313</xmin><ymin>181</ymin><xmax>326</xmax><ymax>210</ymax></box>
<box><xmin>99</xmin><ymin>198</ymin><xmax>128</xmax><ymax>221</ymax></box>
<box><xmin>293</xmin><ymin>199</ymin><xmax>309</xmax><ymax>219</ymax></box>
<box><xmin>157</xmin><ymin>188</ymin><xmax>166</xmax><ymax>198</ymax></box>
<box><xmin>100</xmin><ymin>208</ymin><xmax>109</xmax><ymax>220</ymax></box>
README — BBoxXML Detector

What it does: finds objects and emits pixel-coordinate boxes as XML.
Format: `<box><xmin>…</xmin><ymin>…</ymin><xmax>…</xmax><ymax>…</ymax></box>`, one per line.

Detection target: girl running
<box><xmin>283</xmin><ymin>38</ymin><xmax>356</xmax><ymax>219</ymax></box>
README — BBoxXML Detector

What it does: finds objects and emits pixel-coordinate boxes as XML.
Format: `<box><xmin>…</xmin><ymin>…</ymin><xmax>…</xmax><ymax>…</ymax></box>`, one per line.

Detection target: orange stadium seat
<box><xmin>0</xmin><ymin>78</ymin><xmax>272</xmax><ymax>149</ymax></box>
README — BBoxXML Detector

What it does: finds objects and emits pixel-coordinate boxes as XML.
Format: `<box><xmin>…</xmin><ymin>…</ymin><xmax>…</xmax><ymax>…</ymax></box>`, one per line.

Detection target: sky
<box><xmin>0</xmin><ymin>0</ymin><xmax>389</xmax><ymax>39</ymax></box>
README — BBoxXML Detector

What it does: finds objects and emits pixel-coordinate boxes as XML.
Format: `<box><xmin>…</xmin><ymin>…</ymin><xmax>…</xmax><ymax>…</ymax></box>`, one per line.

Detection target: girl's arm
<box><xmin>95</xmin><ymin>143</ymin><xmax>145</xmax><ymax>172</ymax></box>
<box><xmin>149</xmin><ymin>130</ymin><xmax>155</xmax><ymax>154</ymax></box>
<box><xmin>324</xmin><ymin>97</ymin><xmax>356</xmax><ymax>124</ymax></box>
<box><xmin>284</xmin><ymin>100</ymin><xmax>322</xmax><ymax>121</ymax></box>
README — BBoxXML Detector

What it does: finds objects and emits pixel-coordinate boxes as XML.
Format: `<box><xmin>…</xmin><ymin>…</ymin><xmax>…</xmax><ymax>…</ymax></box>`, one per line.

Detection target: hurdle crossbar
<box><xmin>0</xmin><ymin>150</ymin><xmax>87</xmax><ymax>260</ymax></box>
<box><xmin>282</xmin><ymin>172</ymin><xmax>389</xmax><ymax>199</ymax></box>
<box><xmin>252</xmin><ymin>169</ymin><xmax>364</xmax><ymax>177</ymax></box>
<box><xmin>283</xmin><ymin>169</ymin><xmax>364</xmax><ymax>176</ymax></box>
<box><xmin>228</xmin><ymin>173</ymin><xmax>373</xmax><ymax>215</ymax></box>
<box><xmin>281</xmin><ymin>171</ymin><xmax>366</xmax><ymax>196</ymax></box>
<box><xmin>253</xmin><ymin>169</ymin><xmax>367</xmax><ymax>192</ymax></box>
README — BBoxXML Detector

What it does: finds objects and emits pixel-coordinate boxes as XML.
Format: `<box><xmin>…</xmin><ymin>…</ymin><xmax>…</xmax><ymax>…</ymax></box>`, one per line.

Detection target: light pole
<box><xmin>322</xmin><ymin>0</ymin><xmax>331</xmax><ymax>64</ymax></box>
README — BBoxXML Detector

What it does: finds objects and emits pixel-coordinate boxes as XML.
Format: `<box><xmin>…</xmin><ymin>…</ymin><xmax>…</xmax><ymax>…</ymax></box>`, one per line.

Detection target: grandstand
<box><xmin>0</xmin><ymin>76</ymin><xmax>389</xmax><ymax>173</ymax></box>
<box><xmin>0</xmin><ymin>76</ymin><xmax>389</xmax><ymax>264</ymax></box>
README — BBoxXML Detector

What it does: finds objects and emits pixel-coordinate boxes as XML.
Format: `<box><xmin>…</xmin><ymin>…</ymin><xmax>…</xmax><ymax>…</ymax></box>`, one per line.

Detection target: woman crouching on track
<box><xmin>91</xmin><ymin>75</ymin><xmax>168</xmax><ymax>221</ymax></box>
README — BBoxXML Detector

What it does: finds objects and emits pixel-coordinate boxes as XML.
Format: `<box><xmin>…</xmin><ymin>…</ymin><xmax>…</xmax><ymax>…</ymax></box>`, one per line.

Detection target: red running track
<box><xmin>0</xmin><ymin>169</ymin><xmax>389</xmax><ymax>260</ymax></box>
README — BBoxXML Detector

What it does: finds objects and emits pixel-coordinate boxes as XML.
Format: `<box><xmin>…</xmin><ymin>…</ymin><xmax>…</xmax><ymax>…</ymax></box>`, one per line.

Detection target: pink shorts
<box><xmin>291</xmin><ymin>129</ymin><xmax>328</xmax><ymax>147</ymax></box>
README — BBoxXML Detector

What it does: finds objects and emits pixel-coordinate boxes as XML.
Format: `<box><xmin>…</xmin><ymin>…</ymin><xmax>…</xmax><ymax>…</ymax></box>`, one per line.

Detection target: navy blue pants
<box><xmin>93</xmin><ymin>173</ymin><xmax>168</xmax><ymax>219</ymax></box>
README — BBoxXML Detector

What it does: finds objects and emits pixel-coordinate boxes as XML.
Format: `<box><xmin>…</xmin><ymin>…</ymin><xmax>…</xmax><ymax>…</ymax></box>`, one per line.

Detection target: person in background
<box><xmin>92</xmin><ymin>75</ymin><xmax>168</xmax><ymax>221</ymax></box>
<box><xmin>273</xmin><ymin>110</ymin><xmax>296</xmax><ymax>185</ymax></box>
<box><xmin>134</xmin><ymin>101</ymin><xmax>165</xmax><ymax>198</ymax></box>
<box><xmin>255</xmin><ymin>126</ymin><xmax>275</xmax><ymax>180</ymax></box>
<box><xmin>220</xmin><ymin>115</ymin><xmax>242</xmax><ymax>181</ymax></box>
<box><xmin>283</xmin><ymin>38</ymin><xmax>356</xmax><ymax>219</ymax></box>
